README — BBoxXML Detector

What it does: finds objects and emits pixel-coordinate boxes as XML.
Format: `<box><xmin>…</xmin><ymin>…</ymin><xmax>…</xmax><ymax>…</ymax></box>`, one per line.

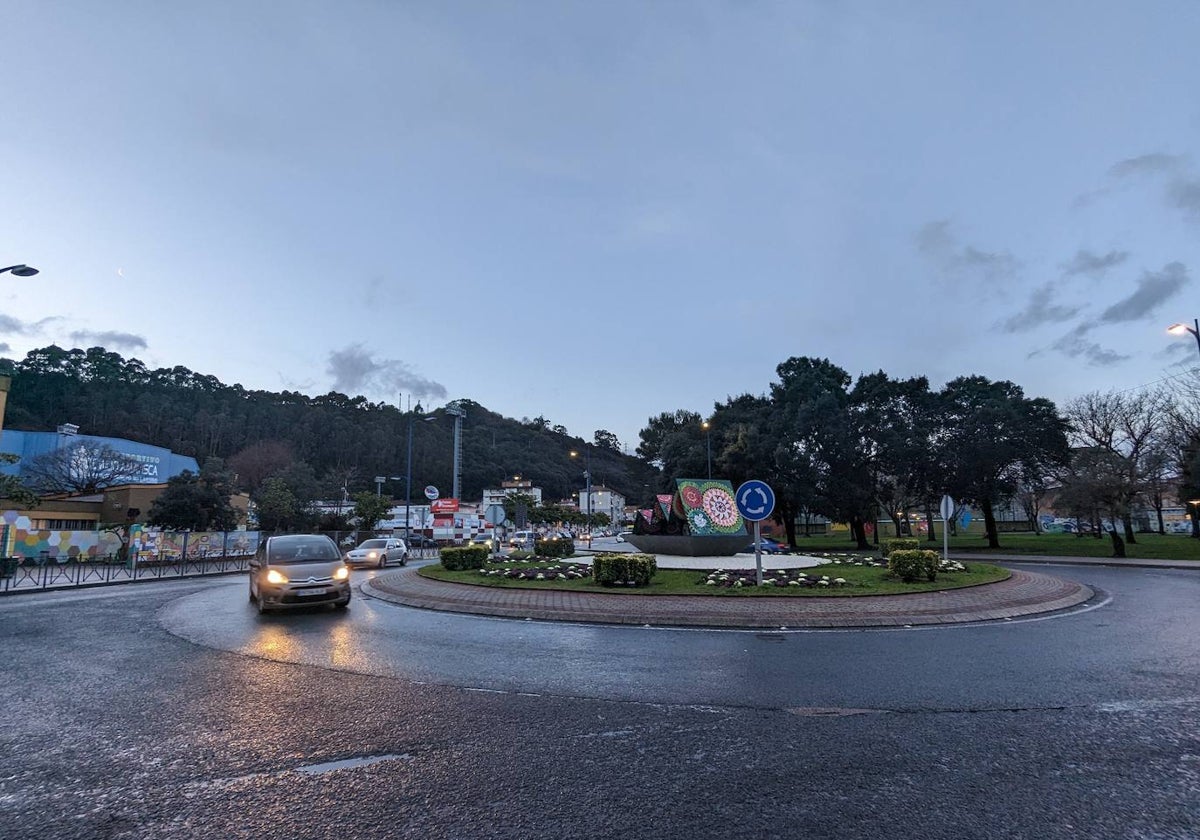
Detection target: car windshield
<box><xmin>267</xmin><ymin>536</ymin><xmax>339</xmax><ymax>564</ymax></box>
<box><xmin>358</xmin><ymin>540</ymin><xmax>388</xmax><ymax>549</ymax></box>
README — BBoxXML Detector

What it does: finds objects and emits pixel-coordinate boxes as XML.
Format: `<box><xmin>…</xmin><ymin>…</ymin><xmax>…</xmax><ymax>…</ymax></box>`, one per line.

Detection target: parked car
<box><xmin>248</xmin><ymin>534</ymin><xmax>350</xmax><ymax>614</ymax></box>
<box><xmin>745</xmin><ymin>537</ymin><xmax>790</xmax><ymax>554</ymax></box>
<box><xmin>343</xmin><ymin>537</ymin><xmax>408</xmax><ymax>568</ymax></box>
<box><xmin>406</xmin><ymin>534</ymin><xmax>438</xmax><ymax>548</ymax></box>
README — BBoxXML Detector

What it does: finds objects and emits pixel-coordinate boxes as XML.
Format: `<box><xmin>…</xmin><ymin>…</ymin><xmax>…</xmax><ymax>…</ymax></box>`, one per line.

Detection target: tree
<box><xmin>228</xmin><ymin>440</ymin><xmax>294</xmax><ymax>494</ymax></box>
<box><xmin>147</xmin><ymin>459</ymin><xmax>238</xmax><ymax>531</ymax></box>
<box><xmin>938</xmin><ymin>376</ymin><xmax>1070</xmax><ymax>548</ymax></box>
<box><xmin>254</xmin><ymin>477</ymin><xmax>301</xmax><ymax>532</ymax></box>
<box><xmin>770</xmin><ymin>357</ymin><xmax>876</xmax><ymax>549</ymax></box>
<box><xmin>352</xmin><ymin>491</ymin><xmax>392</xmax><ymax>534</ymax></box>
<box><xmin>593</xmin><ymin>429</ymin><xmax>621</xmax><ymax>452</ymax></box>
<box><xmin>0</xmin><ymin>454</ymin><xmax>39</xmax><ymax>508</ymax></box>
<box><xmin>1063</xmin><ymin>388</ymin><xmax>1169</xmax><ymax>543</ymax></box>
<box><xmin>22</xmin><ymin>441</ymin><xmax>147</xmax><ymax>494</ymax></box>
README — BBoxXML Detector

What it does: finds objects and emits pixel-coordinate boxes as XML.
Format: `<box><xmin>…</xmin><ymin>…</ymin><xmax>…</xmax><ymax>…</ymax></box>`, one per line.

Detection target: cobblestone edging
<box><xmin>362</xmin><ymin>567</ymin><xmax>1095</xmax><ymax>628</ymax></box>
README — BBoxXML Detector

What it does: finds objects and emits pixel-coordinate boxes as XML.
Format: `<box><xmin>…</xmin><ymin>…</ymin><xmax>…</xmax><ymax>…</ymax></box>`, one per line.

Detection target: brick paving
<box><xmin>362</xmin><ymin>567</ymin><xmax>1095</xmax><ymax>628</ymax></box>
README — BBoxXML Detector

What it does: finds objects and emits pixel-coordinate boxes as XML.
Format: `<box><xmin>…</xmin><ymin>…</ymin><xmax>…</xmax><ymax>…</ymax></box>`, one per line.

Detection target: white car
<box><xmin>342</xmin><ymin>538</ymin><xmax>408</xmax><ymax>568</ymax></box>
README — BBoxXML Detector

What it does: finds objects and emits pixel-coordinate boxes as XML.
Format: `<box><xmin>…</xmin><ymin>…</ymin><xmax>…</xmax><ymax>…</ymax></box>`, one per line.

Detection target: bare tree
<box><xmin>21</xmin><ymin>442</ymin><xmax>148</xmax><ymax>494</ymax></box>
<box><xmin>1063</xmin><ymin>388</ymin><xmax>1170</xmax><ymax>543</ymax></box>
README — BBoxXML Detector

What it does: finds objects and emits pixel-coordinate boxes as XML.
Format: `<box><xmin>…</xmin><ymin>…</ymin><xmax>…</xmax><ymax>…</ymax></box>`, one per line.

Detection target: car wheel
<box><xmin>248</xmin><ymin>582</ymin><xmax>255</xmax><ymax>603</ymax></box>
<box><xmin>399</xmin><ymin>553</ymin><xmax>408</xmax><ymax>566</ymax></box>
<box><xmin>256</xmin><ymin>592</ymin><xmax>270</xmax><ymax>615</ymax></box>
<box><xmin>379</xmin><ymin>554</ymin><xmax>388</xmax><ymax>568</ymax></box>
<box><xmin>334</xmin><ymin>594</ymin><xmax>350</xmax><ymax>609</ymax></box>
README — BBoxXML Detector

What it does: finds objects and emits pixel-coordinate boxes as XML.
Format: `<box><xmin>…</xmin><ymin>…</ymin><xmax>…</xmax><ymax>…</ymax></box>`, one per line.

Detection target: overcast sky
<box><xmin>4</xmin><ymin>1</ymin><xmax>1199</xmax><ymax>453</ymax></box>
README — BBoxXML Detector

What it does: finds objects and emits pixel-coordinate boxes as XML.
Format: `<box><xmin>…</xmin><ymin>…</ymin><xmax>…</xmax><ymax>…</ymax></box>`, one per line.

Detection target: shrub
<box><xmin>592</xmin><ymin>552</ymin><xmax>657</xmax><ymax>586</ymax></box>
<box><xmin>888</xmin><ymin>549</ymin><xmax>939</xmax><ymax>583</ymax></box>
<box><xmin>535</xmin><ymin>537</ymin><xmax>575</xmax><ymax>559</ymax></box>
<box><xmin>440</xmin><ymin>546</ymin><xmax>489</xmax><ymax>571</ymax></box>
<box><xmin>881</xmin><ymin>537</ymin><xmax>919</xmax><ymax>559</ymax></box>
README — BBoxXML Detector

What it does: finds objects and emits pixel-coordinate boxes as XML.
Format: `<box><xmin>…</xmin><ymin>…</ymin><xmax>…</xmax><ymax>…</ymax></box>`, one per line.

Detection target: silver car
<box><xmin>248</xmin><ymin>534</ymin><xmax>351</xmax><ymax>614</ymax></box>
<box><xmin>343</xmin><ymin>537</ymin><xmax>408</xmax><ymax>568</ymax></box>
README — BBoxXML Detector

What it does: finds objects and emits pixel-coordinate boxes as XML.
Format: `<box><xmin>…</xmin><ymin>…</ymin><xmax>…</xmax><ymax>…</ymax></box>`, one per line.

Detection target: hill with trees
<box><xmin>1</xmin><ymin>346</ymin><xmax>660</xmax><ymax>515</ymax></box>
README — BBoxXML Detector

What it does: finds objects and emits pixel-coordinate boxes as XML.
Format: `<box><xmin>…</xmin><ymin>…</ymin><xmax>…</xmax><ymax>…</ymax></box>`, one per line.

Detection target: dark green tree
<box><xmin>147</xmin><ymin>458</ymin><xmax>238</xmax><ymax>531</ymax></box>
<box><xmin>938</xmin><ymin>376</ymin><xmax>1070</xmax><ymax>548</ymax></box>
<box><xmin>352</xmin><ymin>491</ymin><xmax>392</xmax><ymax>534</ymax></box>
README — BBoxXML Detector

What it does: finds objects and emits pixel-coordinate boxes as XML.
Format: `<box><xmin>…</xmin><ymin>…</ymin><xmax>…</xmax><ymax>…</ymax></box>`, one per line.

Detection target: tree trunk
<box><xmin>925</xmin><ymin>502</ymin><xmax>937</xmax><ymax>543</ymax></box>
<box><xmin>850</xmin><ymin>518</ymin><xmax>870</xmax><ymax>550</ymax></box>
<box><xmin>981</xmin><ymin>499</ymin><xmax>1001</xmax><ymax>548</ymax></box>
<box><xmin>1122</xmin><ymin>513</ymin><xmax>1137</xmax><ymax>544</ymax></box>
<box><xmin>1108</xmin><ymin>529</ymin><xmax>1126</xmax><ymax>558</ymax></box>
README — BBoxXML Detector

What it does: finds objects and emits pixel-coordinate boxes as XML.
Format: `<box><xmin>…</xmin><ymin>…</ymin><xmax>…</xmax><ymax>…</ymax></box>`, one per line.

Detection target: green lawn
<box><xmin>419</xmin><ymin>559</ymin><xmax>1011</xmax><ymax>597</ymax></box>
<box><xmin>780</xmin><ymin>532</ymin><xmax>1200</xmax><ymax>561</ymax></box>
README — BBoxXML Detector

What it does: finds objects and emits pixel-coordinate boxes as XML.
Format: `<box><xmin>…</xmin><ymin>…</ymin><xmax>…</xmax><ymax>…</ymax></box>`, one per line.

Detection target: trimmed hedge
<box><xmin>592</xmin><ymin>552</ymin><xmax>657</xmax><ymax>587</ymax></box>
<box><xmin>535</xmin><ymin>537</ymin><xmax>576</xmax><ymax>558</ymax></box>
<box><xmin>882</xmin><ymin>537</ymin><xmax>920</xmax><ymax>559</ymax></box>
<box><xmin>440</xmin><ymin>546</ymin><xmax>490</xmax><ymax>571</ymax></box>
<box><xmin>888</xmin><ymin>549</ymin><xmax>939</xmax><ymax>583</ymax></box>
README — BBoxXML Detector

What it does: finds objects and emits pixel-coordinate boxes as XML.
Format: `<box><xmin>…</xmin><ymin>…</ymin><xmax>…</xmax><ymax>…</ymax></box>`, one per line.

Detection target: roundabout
<box><xmin>363</xmin><ymin>564</ymin><xmax>1094</xmax><ymax>628</ymax></box>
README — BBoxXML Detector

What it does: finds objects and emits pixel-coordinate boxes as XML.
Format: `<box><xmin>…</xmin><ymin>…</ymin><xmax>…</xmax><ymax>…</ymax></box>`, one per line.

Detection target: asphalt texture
<box><xmin>1</xmin><ymin>563</ymin><xmax>1198</xmax><ymax>839</ymax></box>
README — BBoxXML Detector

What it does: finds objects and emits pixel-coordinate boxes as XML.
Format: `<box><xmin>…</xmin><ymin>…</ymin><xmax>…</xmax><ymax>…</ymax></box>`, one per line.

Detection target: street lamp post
<box><xmin>1167</xmin><ymin>318</ymin><xmax>1200</xmax><ymax>358</ymax></box>
<box><xmin>702</xmin><ymin>420</ymin><xmax>712</xmax><ymax>479</ymax></box>
<box><xmin>570</xmin><ymin>447</ymin><xmax>592</xmax><ymax>534</ymax></box>
<box><xmin>0</xmin><ymin>265</ymin><xmax>38</xmax><ymax>277</ymax></box>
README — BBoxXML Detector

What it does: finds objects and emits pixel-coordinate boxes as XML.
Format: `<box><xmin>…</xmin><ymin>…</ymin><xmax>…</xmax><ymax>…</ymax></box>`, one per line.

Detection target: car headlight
<box><xmin>367</xmin><ymin>551</ymin><xmax>377</xmax><ymax>558</ymax></box>
<box><xmin>266</xmin><ymin>569</ymin><xmax>288</xmax><ymax>585</ymax></box>
<box><xmin>333</xmin><ymin>566</ymin><xmax>349</xmax><ymax>581</ymax></box>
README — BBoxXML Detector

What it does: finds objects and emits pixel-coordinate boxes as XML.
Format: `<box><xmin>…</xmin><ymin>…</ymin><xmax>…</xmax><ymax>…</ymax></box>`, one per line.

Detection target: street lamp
<box><xmin>702</xmin><ymin>420</ymin><xmax>712</xmax><ymax>479</ymax></box>
<box><xmin>1167</xmin><ymin>319</ymin><xmax>1200</xmax><ymax>358</ymax></box>
<box><xmin>0</xmin><ymin>264</ymin><xmax>38</xmax><ymax>277</ymax></box>
<box><xmin>570</xmin><ymin>447</ymin><xmax>592</xmax><ymax>534</ymax></box>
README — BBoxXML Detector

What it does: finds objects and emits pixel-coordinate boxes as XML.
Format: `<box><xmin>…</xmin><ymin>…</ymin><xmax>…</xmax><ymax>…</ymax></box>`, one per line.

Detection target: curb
<box><xmin>361</xmin><ymin>567</ymin><xmax>1096</xmax><ymax>629</ymax></box>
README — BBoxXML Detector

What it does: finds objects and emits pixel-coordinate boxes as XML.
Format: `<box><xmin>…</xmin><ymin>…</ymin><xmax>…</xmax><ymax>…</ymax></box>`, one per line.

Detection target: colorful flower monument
<box><xmin>625</xmin><ymin>479</ymin><xmax>749</xmax><ymax>556</ymax></box>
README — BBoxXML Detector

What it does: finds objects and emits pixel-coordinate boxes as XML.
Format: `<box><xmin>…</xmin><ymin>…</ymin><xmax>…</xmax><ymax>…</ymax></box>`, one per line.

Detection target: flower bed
<box><xmin>703</xmin><ymin>569</ymin><xmax>849</xmax><ymax>589</ymax></box>
<box><xmin>478</xmin><ymin>562</ymin><xmax>591</xmax><ymax>582</ymax></box>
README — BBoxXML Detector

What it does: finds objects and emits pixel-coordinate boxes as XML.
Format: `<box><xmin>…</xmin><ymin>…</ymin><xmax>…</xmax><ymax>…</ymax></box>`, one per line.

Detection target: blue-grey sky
<box><xmin>4</xmin><ymin>1</ymin><xmax>1199</xmax><ymax>452</ymax></box>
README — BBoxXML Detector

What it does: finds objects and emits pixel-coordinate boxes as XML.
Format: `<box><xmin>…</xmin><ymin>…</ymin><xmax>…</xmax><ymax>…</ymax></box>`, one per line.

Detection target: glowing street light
<box><xmin>702</xmin><ymin>420</ymin><xmax>712</xmax><ymax>479</ymax></box>
<box><xmin>1167</xmin><ymin>318</ymin><xmax>1200</xmax><ymax>358</ymax></box>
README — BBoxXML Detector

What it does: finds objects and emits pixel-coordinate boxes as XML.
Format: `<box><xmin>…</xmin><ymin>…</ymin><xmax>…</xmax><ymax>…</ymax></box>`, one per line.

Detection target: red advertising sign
<box><xmin>431</xmin><ymin>498</ymin><xmax>459</xmax><ymax>514</ymax></box>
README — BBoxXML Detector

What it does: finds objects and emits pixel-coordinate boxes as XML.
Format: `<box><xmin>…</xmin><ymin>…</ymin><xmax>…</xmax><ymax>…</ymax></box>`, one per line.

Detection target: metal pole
<box><xmin>1192</xmin><ymin>318</ymin><xmax>1200</xmax><ymax>357</ymax></box>
<box><xmin>754</xmin><ymin>519</ymin><xmax>763</xmax><ymax>586</ymax></box>
<box><xmin>706</xmin><ymin>429</ymin><xmax>712</xmax><ymax>479</ymax></box>
<box><xmin>405</xmin><ymin>414</ymin><xmax>414</xmax><ymax>542</ymax></box>
<box><xmin>585</xmin><ymin>447</ymin><xmax>592</xmax><ymax>535</ymax></box>
<box><xmin>452</xmin><ymin>412</ymin><xmax>462</xmax><ymax>501</ymax></box>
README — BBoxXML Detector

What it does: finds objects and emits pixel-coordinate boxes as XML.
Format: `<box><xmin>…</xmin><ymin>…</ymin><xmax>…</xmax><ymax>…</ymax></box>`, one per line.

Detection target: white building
<box><xmin>481</xmin><ymin>477</ymin><xmax>543</xmax><ymax>509</ymax></box>
<box><xmin>580</xmin><ymin>485</ymin><xmax>625</xmax><ymax>524</ymax></box>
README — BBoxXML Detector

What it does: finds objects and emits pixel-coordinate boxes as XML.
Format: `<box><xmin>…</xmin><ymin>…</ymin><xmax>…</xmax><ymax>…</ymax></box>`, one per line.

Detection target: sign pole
<box><xmin>939</xmin><ymin>495</ymin><xmax>955</xmax><ymax>566</ymax></box>
<box><xmin>754</xmin><ymin>519</ymin><xmax>763</xmax><ymax>586</ymax></box>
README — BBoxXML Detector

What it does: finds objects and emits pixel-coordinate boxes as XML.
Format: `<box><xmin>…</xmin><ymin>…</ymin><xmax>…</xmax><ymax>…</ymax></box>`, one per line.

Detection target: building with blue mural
<box><xmin>0</xmin><ymin>430</ymin><xmax>199</xmax><ymax>484</ymax></box>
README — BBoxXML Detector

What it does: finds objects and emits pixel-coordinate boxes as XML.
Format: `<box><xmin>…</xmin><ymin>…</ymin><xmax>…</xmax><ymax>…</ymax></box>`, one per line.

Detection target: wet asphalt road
<box><xmin>1</xmin><ymin>563</ymin><xmax>1197</xmax><ymax>839</ymax></box>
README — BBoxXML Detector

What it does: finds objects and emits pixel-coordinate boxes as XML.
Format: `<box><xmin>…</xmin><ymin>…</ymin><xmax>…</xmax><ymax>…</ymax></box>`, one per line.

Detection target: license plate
<box><xmin>297</xmin><ymin>588</ymin><xmax>328</xmax><ymax>596</ymax></box>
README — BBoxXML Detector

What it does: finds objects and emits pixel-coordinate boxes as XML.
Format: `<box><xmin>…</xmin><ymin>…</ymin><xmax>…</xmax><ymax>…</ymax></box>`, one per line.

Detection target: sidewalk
<box><xmin>950</xmin><ymin>552</ymin><xmax>1200</xmax><ymax>571</ymax></box>
<box><xmin>362</xmin><ymin>566</ymin><xmax>1096</xmax><ymax>629</ymax></box>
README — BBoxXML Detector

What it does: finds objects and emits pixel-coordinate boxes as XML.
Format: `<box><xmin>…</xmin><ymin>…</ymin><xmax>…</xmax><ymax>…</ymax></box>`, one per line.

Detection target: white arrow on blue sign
<box><xmin>736</xmin><ymin>480</ymin><xmax>776</xmax><ymax>522</ymax></box>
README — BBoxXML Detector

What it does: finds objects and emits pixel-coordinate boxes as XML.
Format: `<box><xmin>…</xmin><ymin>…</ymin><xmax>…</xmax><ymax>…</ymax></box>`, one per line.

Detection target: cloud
<box><xmin>326</xmin><ymin>344</ymin><xmax>448</xmax><ymax>401</ymax></box>
<box><xmin>1107</xmin><ymin>153</ymin><xmax>1184</xmax><ymax>178</ymax></box>
<box><xmin>915</xmin><ymin>221</ymin><xmax>1018</xmax><ymax>287</ymax></box>
<box><xmin>1101</xmin><ymin>152</ymin><xmax>1200</xmax><ymax>221</ymax></box>
<box><xmin>1096</xmin><ymin>262</ymin><xmax>1189</xmax><ymax>325</ymax></box>
<box><xmin>999</xmin><ymin>283</ymin><xmax>1082</xmax><ymax>333</ymax></box>
<box><xmin>0</xmin><ymin>342</ymin><xmax>9</xmax><ymax>353</ymax></box>
<box><xmin>0</xmin><ymin>314</ymin><xmax>59</xmax><ymax>337</ymax></box>
<box><xmin>1048</xmin><ymin>323</ymin><xmax>1131</xmax><ymax>365</ymax></box>
<box><xmin>68</xmin><ymin>330</ymin><xmax>148</xmax><ymax>351</ymax></box>
<box><xmin>1061</xmin><ymin>249</ymin><xmax>1128</xmax><ymax>278</ymax></box>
